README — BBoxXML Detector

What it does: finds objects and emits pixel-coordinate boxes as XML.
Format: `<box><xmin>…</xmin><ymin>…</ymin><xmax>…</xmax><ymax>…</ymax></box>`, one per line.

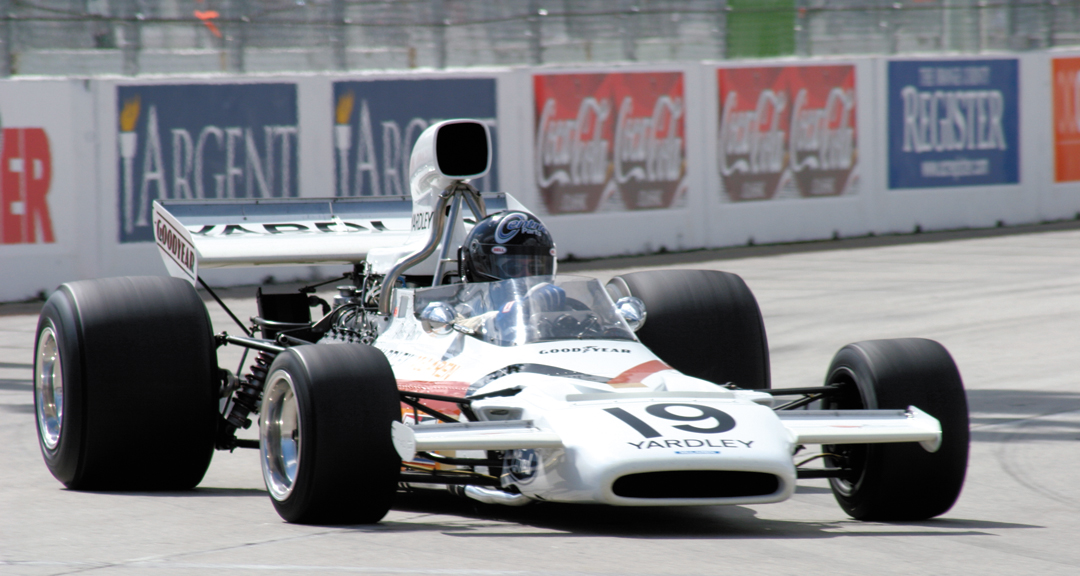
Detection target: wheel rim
<box><xmin>35</xmin><ymin>326</ymin><xmax>64</xmax><ymax>451</ymax></box>
<box><xmin>261</xmin><ymin>370</ymin><xmax>302</xmax><ymax>501</ymax></box>
<box><xmin>823</xmin><ymin>367</ymin><xmax>868</xmax><ymax>498</ymax></box>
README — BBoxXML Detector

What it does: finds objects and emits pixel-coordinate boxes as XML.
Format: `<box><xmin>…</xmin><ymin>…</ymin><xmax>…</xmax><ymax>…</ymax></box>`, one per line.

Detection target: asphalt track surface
<box><xmin>3</xmin><ymin>223</ymin><xmax>1080</xmax><ymax>575</ymax></box>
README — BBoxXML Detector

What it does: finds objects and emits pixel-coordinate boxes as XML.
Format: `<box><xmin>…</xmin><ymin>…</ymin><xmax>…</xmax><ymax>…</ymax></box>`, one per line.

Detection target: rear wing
<box><xmin>153</xmin><ymin>119</ymin><xmax>514</xmax><ymax>286</ymax></box>
<box><xmin>152</xmin><ymin>193</ymin><xmax>510</xmax><ymax>284</ymax></box>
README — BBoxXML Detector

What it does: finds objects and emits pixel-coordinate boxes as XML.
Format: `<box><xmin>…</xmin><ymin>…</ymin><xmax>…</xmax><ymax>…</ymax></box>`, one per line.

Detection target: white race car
<box><xmin>32</xmin><ymin>120</ymin><xmax>968</xmax><ymax>525</ymax></box>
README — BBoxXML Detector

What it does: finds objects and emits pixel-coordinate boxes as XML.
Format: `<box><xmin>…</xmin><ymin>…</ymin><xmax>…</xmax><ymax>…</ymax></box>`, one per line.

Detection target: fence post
<box><xmin>331</xmin><ymin>0</ymin><xmax>347</xmax><ymax>70</ymax></box>
<box><xmin>225</xmin><ymin>0</ymin><xmax>247</xmax><ymax>73</ymax></box>
<box><xmin>0</xmin><ymin>0</ymin><xmax>11</xmax><ymax>77</ymax></box>
<box><xmin>795</xmin><ymin>0</ymin><xmax>809</xmax><ymax>56</ymax></box>
<box><xmin>433</xmin><ymin>0</ymin><xmax>447</xmax><ymax>69</ymax></box>
<box><xmin>527</xmin><ymin>0</ymin><xmax>542</xmax><ymax>65</ymax></box>
<box><xmin>120</xmin><ymin>0</ymin><xmax>141</xmax><ymax>76</ymax></box>
<box><xmin>1046</xmin><ymin>0</ymin><xmax>1057</xmax><ymax>48</ymax></box>
<box><xmin>890</xmin><ymin>0</ymin><xmax>900</xmax><ymax>54</ymax></box>
<box><xmin>716</xmin><ymin>0</ymin><xmax>728</xmax><ymax>59</ymax></box>
<box><xmin>620</xmin><ymin>0</ymin><xmax>638</xmax><ymax>62</ymax></box>
<box><xmin>1006</xmin><ymin>0</ymin><xmax>1019</xmax><ymax>50</ymax></box>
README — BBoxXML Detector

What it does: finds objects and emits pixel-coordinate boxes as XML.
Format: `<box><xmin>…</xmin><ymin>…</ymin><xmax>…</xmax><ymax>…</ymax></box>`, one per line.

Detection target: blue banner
<box><xmin>888</xmin><ymin>59</ymin><xmax>1019</xmax><ymax>189</ymax></box>
<box><xmin>117</xmin><ymin>83</ymin><xmax>298</xmax><ymax>243</ymax></box>
<box><xmin>332</xmin><ymin>78</ymin><xmax>497</xmax><ymax>198</ymax></box>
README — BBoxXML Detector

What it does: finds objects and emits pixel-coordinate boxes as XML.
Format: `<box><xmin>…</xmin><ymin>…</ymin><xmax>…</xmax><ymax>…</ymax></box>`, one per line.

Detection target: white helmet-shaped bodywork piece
<box><xmin>408</xmin><ymin>120</ymin><xmax>492</xmax><ymax>219</ymax></box>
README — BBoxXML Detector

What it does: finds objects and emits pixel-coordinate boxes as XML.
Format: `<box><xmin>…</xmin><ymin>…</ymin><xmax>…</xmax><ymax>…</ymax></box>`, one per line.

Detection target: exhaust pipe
<box><xmin>463</xmin><ymin>486</ymin><xmax>531</xmax><ymax>506</ymax></box>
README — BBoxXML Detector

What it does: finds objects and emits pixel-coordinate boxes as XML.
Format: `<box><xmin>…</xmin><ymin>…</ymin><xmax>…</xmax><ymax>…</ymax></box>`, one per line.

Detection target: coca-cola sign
<box><xmin>534</xmin><ymin>72</ymin><xmax>686</xmax><ymax>214</ymax></box>
<box><xmin>718</xmin><ymin>65</ymin><xmax>857</xmax><ymax>201</ymax></box>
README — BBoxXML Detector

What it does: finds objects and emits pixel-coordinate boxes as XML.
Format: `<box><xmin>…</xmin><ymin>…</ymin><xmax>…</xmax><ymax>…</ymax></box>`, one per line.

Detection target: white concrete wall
<box><xmin>1</xmin><ymin>52</ymin><xmax>1077</xmax><ymax>302</ymax></box>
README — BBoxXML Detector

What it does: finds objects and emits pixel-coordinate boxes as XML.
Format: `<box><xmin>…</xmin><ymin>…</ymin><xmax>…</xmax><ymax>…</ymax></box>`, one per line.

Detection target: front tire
<box><xmin>609</xmin><ymin>269</ymin><xmax>770</xmax><ymax>389</ymax></box>
<box><xmin>822</xmin><ymin>338</ymin><xmax>969</xmax><ymax>521</ymax></box>
<box><xmin>260</xmin><ymin>344</ymin><xmax>401</xmax><ymax>524</ymax></box>
<box><xmin>34</xmin><ymin>276</ymin><xmax>218</xmax><ymax>490</ymax></box>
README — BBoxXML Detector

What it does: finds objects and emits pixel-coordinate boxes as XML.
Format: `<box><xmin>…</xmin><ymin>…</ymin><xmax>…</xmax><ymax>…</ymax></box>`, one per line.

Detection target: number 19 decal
<box><xmin>604</xmin><ymin>404</ymin><xmax>736</xmax><ymax>438</ymax></box>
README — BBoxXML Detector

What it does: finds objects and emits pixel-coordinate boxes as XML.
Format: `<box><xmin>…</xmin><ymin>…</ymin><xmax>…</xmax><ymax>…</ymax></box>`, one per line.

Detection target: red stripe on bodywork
<box><xmin>608</xmin><ymin>360</ymin><xmax>672</xmax><ymax>384</ymax></box>
<box><xmin>397</xmin><ymin>380</ymin><xmax>470</xmax><ymax>418</ymax></box>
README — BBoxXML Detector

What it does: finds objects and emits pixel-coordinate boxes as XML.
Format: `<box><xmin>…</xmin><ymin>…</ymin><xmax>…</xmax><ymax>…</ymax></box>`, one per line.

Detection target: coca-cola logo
<box><xmin>718</xmin><ymin>89</ymin><xmax>787</xmax><ymax>177</ymax></box>
<box><xmin>717</xmin><ymin>65</ymin><xmax>857</xmax><ymax>201</ymax></box>
<box><xmin>790</xmin><ymin>87</ymin><xmax>855</xmax><ymax>173</ymax></box>
<box><xmin>534</xmin><ymin>72</ymin><xmax>686</xmax><ymax>214</ymax></box>
<box><xmin>535</xmin><ymin>97</ymin><xmax>611</xmax><ymax>190</ymax></box>
<box><xmin>614</xmin><ymin>95</ymin><xmax>684</xmax><ymax>185</ymax></box>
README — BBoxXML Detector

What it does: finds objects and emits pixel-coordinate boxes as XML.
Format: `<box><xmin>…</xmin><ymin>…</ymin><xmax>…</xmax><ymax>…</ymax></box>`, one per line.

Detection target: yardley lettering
<box><xmin>718</xmin><ymin>90</ymin><xmax>786</xmax><ymax>176</ymax></box>
<box><xmin>613</xmin><ymin>96</ymin><xmax>683</xmax><ymax>184</ymax></box>
<box><xmin>535</xmin><ymin>97</ymin><xmax>611</xmax><ymax>188</ymax></box>
<box><xmin>901</xmin><ymin>87</ymin><xmax>1007</xmax><ymax>153</ymax></box>
<box><xmin>539</xmin><ymin>347</ymin><xmax>632</xmax><ymax>354</ymax></box>
<box><xmin>627</xmin><ymin>438</ymin><xmax>755</xmax><ymax>450</ymax></box>
<box><xmin>190</xmin><ymin>221</ymin><xmax>372</xmax><ymax>236</ymax></box>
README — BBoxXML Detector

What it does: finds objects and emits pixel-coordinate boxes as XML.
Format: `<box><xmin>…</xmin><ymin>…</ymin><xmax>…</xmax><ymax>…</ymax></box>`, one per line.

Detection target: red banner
<box><xmin>718</xmin><ymin>65</ymin><xmax>857</xmax><ymax>201</ymax></box>
<box><xmin>534</xmin><ymin>72</ymin><xmax>686</xmax><ymax>214</ymax></box>
<box><xmin>1</xmin><ymin>127</ymin><xmax>54</xmax><ymax>244</ymax></box>
<box><xmin>1053</xmin><ymin>57</ymin><xmax>1080</xmax><ymax>182</ymax></box>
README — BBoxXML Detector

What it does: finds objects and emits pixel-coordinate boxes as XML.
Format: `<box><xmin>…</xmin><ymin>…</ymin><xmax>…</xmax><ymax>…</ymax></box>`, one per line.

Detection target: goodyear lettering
<box><xmin>155</xmin><ymin>220</ymin><xmax>195</xmax><ymax>274</ymax></box>
<box><xmin>540</xmin><ymin>346</ymin><xmax>632</xmax><ymax>354</ymax></box>
<box><xmin>627</xmin><ymin>438</ymin><xmax>754</xmax><ymax>450</ymax></box>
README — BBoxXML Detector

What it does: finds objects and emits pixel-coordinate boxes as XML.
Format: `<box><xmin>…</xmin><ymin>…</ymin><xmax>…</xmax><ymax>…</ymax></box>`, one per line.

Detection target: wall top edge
<box><xmin>2</xmin><ymin>67</ymin><xmax>518</xmax><ymax>85</ymax></box>
<box><xmin>7</xmin><ymin>50</ymin><xmax>1075</xmax><ymax>85</ymax></box>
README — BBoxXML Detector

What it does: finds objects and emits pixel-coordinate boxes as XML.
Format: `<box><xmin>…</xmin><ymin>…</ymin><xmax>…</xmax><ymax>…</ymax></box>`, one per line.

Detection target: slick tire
<box><xmin>609</xmin><ymin>269</ymin><xmax>770</xmax><ymax>389</ymax></box>
<box><xmin>260</xmin><ymin>344</ymin><xmax>401</xmax><ymax>524</ymax></box>
<box><xmin>822</xmin><ymin>338</ymin><xmax>969</xmax><ymax>521</ymax></box>
<box><xmin>33</xmin><ymin>276</ymin><xmax>218</xmax><ymax>490</ymax></box>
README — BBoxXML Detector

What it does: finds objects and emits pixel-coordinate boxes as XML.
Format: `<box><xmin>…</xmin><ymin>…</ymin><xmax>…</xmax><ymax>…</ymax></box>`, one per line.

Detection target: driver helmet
<box><xmin>460</xmin><ymin>210</ymin><xmax>557</xmax><ymax>282</ymax></box>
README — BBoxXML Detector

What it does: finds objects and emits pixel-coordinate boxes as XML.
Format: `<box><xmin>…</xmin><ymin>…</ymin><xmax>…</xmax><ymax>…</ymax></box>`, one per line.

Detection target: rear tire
<box><xmin>260</xmin><ymin>344</ymin><xmax>401</xmax><ymax>524</ymax></box>
<box><xmin>33</xmin><ymin>276</ymin><xmax>218</xmax><ymax>490</ymax></box>
<box><xmin>609</xmin><ymin>269</ymin><xmax>770</xmax><ymax>389</ymax></box>
<box><xmin>822</xmin><ymin>338</ymin><xmax>969</xmax><ymax>521</ymax></box>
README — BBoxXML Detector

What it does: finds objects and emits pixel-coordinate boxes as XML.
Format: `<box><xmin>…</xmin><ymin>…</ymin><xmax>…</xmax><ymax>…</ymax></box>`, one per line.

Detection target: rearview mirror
<box><xmin>419</xmin><ymin>302</ymin><xmax>456</xmax><ymax>335</ymax></box>
<box><xmin>615</xmin><ymin>297</ymin><xmax>647</xmax><ymax>332</ymax></box>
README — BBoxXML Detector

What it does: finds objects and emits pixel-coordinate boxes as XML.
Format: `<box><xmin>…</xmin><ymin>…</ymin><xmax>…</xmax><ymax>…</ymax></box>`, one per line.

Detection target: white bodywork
<box><xmin>376</xmin><ymin>276</ymin><xmax>940</xmax><ymax>506</ymax></box>
<box><xmin>152</xmin><ymin>119</ymin><xmax>942</xmax><ymax>509</ymax></box>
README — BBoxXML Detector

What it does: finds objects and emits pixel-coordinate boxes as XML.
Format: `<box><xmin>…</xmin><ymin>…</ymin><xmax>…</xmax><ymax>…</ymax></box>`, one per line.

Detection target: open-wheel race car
<box><xmin>32</xmin><ymin>120</ymin><xmax>969</xmax><ymax>524</ymax></box>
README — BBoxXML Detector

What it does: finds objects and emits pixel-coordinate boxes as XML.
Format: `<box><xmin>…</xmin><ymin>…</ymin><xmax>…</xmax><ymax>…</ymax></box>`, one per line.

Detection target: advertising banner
<box><xmin>887</xmin><ymin>59</ymin><xmax>1019</xmax><ymax>189</ymax></box>
<box><xmin>717</xmin><ymin>64</ymin><xmax>857</xmax><ymax>201</ymax></box>
<box><xmin>1053</xmin><ymin>56</ymin><xmax>1080</xmax><ymax>182</ymax></box>
<box><xmin>533</xmin><ymin>72</ymin><xmax>686</xmax><ymax>215</ymax></box>
<box><xmin>1</xmin><ymin>127</ymin><xmax>54</xmax><ymax>245</ymax></box>
<box><xmin>117</xmin><ymin>83</ymin><xmax>298</xmax><ymax>243</ymax></box>
<box><xmin>332</xmin><ymin>78</ymin><xmax>497</xmax><ymax>198</ymax></box>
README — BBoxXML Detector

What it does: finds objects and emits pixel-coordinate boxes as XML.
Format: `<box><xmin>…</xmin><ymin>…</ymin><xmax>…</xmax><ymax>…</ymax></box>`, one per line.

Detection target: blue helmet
<box><xmin>460</xmin><ymin>211</ymin><xmax>557</xmax><ymax>282</ymax></box>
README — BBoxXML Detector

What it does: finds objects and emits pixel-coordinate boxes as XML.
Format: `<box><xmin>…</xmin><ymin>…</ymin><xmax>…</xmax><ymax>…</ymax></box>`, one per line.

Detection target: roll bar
<box><xmin>377</xmin><ymin>181</ymin><xmax>487</xmax><ymax>316</ymax></box>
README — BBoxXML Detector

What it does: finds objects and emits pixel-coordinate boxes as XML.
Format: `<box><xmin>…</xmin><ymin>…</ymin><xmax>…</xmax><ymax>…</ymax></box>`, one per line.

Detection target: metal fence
<box><xmin>1</xmin><ymin>0</ymin><xmax>1078</xmax><ymax>77</ymax></box>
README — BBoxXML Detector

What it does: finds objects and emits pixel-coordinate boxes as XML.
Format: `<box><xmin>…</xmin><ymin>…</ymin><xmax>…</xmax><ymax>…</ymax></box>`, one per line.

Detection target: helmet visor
<box><xmin>476</xmin><ymin>244</ymin><xmax>556</xmax><ymax>280</ymax></box>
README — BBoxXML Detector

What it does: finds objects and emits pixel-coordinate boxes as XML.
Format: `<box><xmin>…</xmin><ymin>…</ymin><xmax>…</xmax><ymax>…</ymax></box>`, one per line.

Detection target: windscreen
<box><xmin>413</xmin><ymin>275</ymin><xmax>636</xmax><ymax>346</ymax></box>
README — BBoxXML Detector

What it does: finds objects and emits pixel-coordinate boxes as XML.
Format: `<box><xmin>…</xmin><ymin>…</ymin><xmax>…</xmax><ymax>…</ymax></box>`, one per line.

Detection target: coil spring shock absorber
<box><xmin>225</xmin><ymin>350</ymin><xmax>277</xmax><ymax>430</ymax></box>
